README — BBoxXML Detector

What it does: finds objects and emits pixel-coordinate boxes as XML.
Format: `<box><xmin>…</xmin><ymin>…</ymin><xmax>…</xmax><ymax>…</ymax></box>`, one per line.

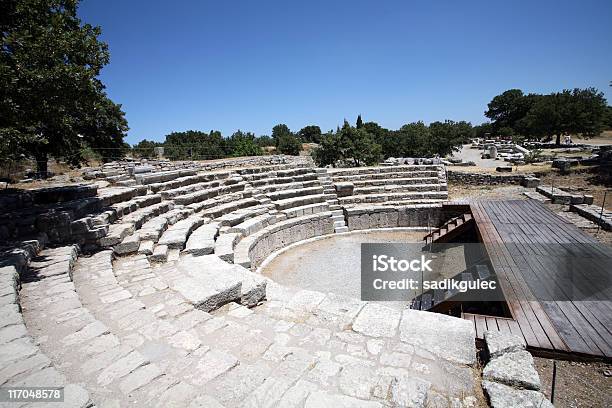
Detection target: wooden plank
<box><xmin>475</xmin><ymin>314</ymin><xmax>487</xmax><ymax>339</ymax></box>
<box><xmin>541</xmin><ymin>301</ymin><xmax>598</xmax><ymax>356</ymax></box>
<box><xmin>485</xmin><ymin>316</ymin><xmax>499</xmax><ymax>332</ymax></box>
<box><xmin>473</xmin><ymin>202</ymin><xmax>563</xmax><ymax>350</ymax></box>
<box><xmin>462</xmin><ymin>313</ymin><xmax>478</xmax><ymax>338</ymax></box>
<box><xmin>496</xmin><ymin>318</ymin><xmax>513</xmax><ymax>336</ymax></box>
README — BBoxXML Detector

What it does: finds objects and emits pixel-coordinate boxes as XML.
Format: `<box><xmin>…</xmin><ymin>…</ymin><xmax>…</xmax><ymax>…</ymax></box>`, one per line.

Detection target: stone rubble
<box><xmin>482</xmin><ymin>330</ymin><xmax>553</xmax><ymax>407</ymax></box>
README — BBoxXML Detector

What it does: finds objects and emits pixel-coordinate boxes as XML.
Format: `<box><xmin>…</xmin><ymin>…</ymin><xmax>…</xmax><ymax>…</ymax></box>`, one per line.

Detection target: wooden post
<box><xmin>596</xmin><ymin>191</ymin><xmax>607</xmax><ymax>234</ymax></box>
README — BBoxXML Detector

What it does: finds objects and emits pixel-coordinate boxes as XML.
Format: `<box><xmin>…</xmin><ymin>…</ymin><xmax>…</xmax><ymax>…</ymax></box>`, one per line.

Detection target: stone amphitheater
<box><xmin>0</xmin><ymin>157</ymin><xmax>551</xmax><ymax>407</ymax></box>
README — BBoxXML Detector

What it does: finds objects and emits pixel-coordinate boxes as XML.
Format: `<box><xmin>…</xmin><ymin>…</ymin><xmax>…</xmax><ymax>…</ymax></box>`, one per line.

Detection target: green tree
<box><xmin>271</xmin><ymin>124</ymin><xmax>292</xmax><ymax>147</ymax></box>
<box><xmin>132</xmin><ymin>139</ymin><xmax>159</xmax><ymax>159</ymax></box>
<box><xmin>297</xmin><ymin>125</ymin><xmax>322</xmax><ymax>143</ymax></box>
<box><xmin>394</xmin><ymin>122</ymin><xmax>431</xmax><ymax>157</ymax></box>
<box><xmin>363</xmin><ymin>122</ymin><xmax>392</xmax><ymax>156</ymax></box>
<box><xmin>255</xmin><ymin>135</ymin><xmax>274</xmax><ymax>147</ymax></box>
<box><xmin>277</xmin><ymin>134</ymin><xmax>301</xmax><ymax>155</ymax></box>
<box><xmin>473</xmin><ymin>122</ymin><xmax>493</xmax><ymax>139</ymax></box>
<box><xmin>312</xmin><ymin>121</ymin><xmax>381</xmax><ymax>167</ymax></box>
<box><xmin>226</xmin><ymin>130</ymin><xmax>262</xmax><ymax>157</ymax></box>
<box><xmin>0</xmin><ymin>0</ymin><xmax>128</xmax><ymax>175</ymax></box>
<box><xmin>163</xmin><ymin>130</ymin><xmax>225</xmax><ymax>160</ymax></box>
<box><xmin>356</xmin><ymin>114</ymin><xmax>364</xmax><ymax>129</ymax></box>
<box><xmin>522</xmin><ymin>88</ymin><xmax>607</xmax><ymax>144</ymax></box>
<box><xmin>485</xmin><ymin>89</ymin><xmax>528</xmax><ymax>132</ymax></box>
<box><xmin>605</xmin><ymin>106</ymin><xmax>612</xmax><ymax>130</ymax></box>
<box><xmin>312</xmin><ymin>131</ymin><xmax>341</xmax><ymax>167</ymax></box>
<box><xmin>429</xmin><ymin>120</ymin><xmax>469</xmax><ymax>156</ymax></box>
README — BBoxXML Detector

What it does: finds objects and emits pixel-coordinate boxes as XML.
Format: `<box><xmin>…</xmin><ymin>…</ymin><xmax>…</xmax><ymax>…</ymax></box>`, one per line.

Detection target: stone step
<box><xmin>214</xmin><ymin>232</ymin><xmax>241</xmax><ymax>263</ymax></box>
<box><xmin>100</xmin><ymin>223</ymin><xmax>135</xmax><ymax>247</ymax></box>
<box><xmin>174</xmin><ymin>183</ymin><xmax>246</xmax><ymax>206</ymax></box>
<box><xmin>334</xmin><ymin>226</ymin><xmax>349</xmax><ymax>233</ymax></box>
<box><xmin>570</xmin><ymin>203</ymin><xmax>612</xmax><ymax>231</ymax></box>
<box><xmin>523</xmin><ymin>191</ymin><xmax>552</xmax><ymax>204</ymax></box>
<box><xmin>273</xmin><ymin>194</ymin><xmax>327</xmax><ymax>211</ymax></box>
<box><xmin>281</xmin><ymin>202</ymin><xmax>330</xmax><ymax>219</ymax></box>
<box><xmin>216</xmin><ymin>205</ymin><xmax>270</xmax><ymax>227</ymax></box>
<box><xmin>183</xmin><ymin>222</ymin><xmax>220</xmax><ymax>256</ymax></box>
<box><xmin>114</xmin><ymin>233</ymin><xmax>141</xmax><ymax>256</ymax></box>
<box><xmin>98</xmin><ymin>186</ymin><xmax>148</xmax><ymax>207</ymax></box>
<box><xmin>167</xmin><ymin>255</ymin><xmax>266</xmax><ymax>312</ymax></box>
<box><xmin>157</xmin><ymin>215</ymin><xmax>205</xmax><ymax>249</ymax></box>
<box><xmin>18</xmin><ymin>248</ymin><xmax>168</xmax><ymax>405</ymax></box>
<box><xmin>266</xmin><ymin>186</ymin><xmax>325</xmax><ymax>202</ymax></box>
<box><xmin>186</xmin><ymin>191</ymin><xmax>245</xmax><ymax>213</ymax></box>
<box><xmin>339</xmin><ymin>191</ymin><xmax>449</xmax><ymax>205</ymax></box>
<box><xmin>258</xmin><ymin>180</ymin><xmax>320</xmax><ymax>193</ymax></box>
<box><xmin>333</xmin><ymin>220</ymin><xmax>346</xmax><ymax>228</ymax></box>
<box><xmin>150</xmin><ymin>244</ymin><xmax>169</xmax><ymax>262</ymax></box>
<box><xmin>352</xmin><ymin>183</ymin><xmax>446</xmax><ymax>195</ymax></box>
<box><xmin>138</xmin><ymin>240</ymin><xmax>155</xmax><ymax>255</ymax></box>
<box><xmin>227</xmin><ymin>213</ymin><xmax>278</xmax><ymax>237</ymax></box>
<box><xmin>351</xmin><ymin>176</ymin><xmax>441</xmax><ymax>187</ymax></box>
<box><xmin>135</xmin><ymin>169</ymin><xmax>197</xmax><ymax>185</ymax></box>
<box><xmin>201</xmin><ymin>198</ymin><xmax>259</xmax><ymax>220</ymax></box>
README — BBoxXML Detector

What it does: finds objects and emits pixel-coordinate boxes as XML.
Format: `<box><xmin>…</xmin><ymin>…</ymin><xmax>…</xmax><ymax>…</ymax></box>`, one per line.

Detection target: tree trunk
<box><xmin>35</xmin><ymin>151</ymin><xmax>48</xmax><ymax>178</ymax></box>
<box><xmin>555</xmin><ymin>133</ymin><xmax>561</xmax><ymax>146</ymax></box>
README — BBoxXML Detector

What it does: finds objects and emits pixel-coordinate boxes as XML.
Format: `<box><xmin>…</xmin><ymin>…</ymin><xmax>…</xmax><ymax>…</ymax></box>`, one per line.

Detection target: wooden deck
<box><xmin>465</xmin><ymin>200</ymin><xmax>612</xmax><ymax>360</ymax></box>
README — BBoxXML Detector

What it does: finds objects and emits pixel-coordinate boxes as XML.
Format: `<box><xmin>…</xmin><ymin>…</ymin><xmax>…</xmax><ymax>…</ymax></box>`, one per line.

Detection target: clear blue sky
<box><xmin>79</xmin><ymin>0</ymin><xmax>612</xmax><ymax>145</ymax></box>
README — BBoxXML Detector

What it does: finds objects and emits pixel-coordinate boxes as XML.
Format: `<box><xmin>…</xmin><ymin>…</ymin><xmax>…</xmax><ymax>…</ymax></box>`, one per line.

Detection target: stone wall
<box><xmin>0</xmin><ymin>185</ymin><xmax>103</xmax><ymax>244</ymax></box>
<box><xmin>245</xmin><ymin>213</ymin><xmax>334</xmax><ymax>268</ymax></box>
<box><xmin>346</xmin><ymin>204</ymin><xmax>444</xmax><ymax>231</ymax></box>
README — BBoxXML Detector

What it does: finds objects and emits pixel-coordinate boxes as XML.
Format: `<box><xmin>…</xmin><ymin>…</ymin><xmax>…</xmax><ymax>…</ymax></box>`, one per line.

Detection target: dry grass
<box><xmin>572</xmin><ymin>130</ymin><xmax>612</xmax><ymax>146</ymax></box>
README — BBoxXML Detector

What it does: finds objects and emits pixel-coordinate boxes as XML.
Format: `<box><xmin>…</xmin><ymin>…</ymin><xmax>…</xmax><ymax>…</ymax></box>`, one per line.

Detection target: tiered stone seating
<box><xmin>328</xmin><ymin>165</ymin><xmax>449</xmax><ymax>207</ymax></box>
<box><xmin>148</xmin><ymin>170</ymin><xmax>232</xmax><ymax>194</ymax></box>
<box><xmin>173</xmin><ymin>182</ymin><xmax>246</xmax><ymax>206</ymax></box>
<box><xmin>5</xmin><ymin>245</ymin><xmax>94</xmax><ymax>406</ymax></box>
<box><xmin>0</xmin><ymin>160</ymin><xmax>492</xmax><ymax>407</ymax></box>
<box><xmin>183</xmin><ymin>221</ymin><xmax>219</xmax><ymax>256</ymax></box>
<box><xmin>158</xmin><ymin>173</ymin><xmax>241</xmax><ymax>200</ymax></box>
<box><xmin>234</xmin><ymin>212</ymin><xmax>335</xmax><ymax>269</ymax></box>
<box><xmin>158</xmin><ymin>214</ymin><xmax>205</xmax><ymax>250</ymax></box>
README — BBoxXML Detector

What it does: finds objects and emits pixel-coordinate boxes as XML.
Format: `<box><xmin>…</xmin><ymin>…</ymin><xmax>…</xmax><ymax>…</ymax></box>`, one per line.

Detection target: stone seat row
<box><xmin>348</xmin><ymin>176</ymin><xmax>443</xmax><ymax>187</ymax></box>
<box><xmin>339</xmin><ymin>191</ymin><xmax>449</xmax><ymax>205</ymax></box>
<box><xmin>1</xmin><ymin>244</ymin><xmax>95</xmax><ymax>407</ymax></box>
<box><xmin>352</xmin><ymin>183</ymin><xmax>448</xmax><ymax>195</ymax></box>
<box><xmin>327</xmin><ymin>164</ymin><xmax>443</xmax><ymax>177</ymax></box>
<box><xmin>102</xmin><ymin>174</ymin><xmax>335</xmax><ymax>264</ymax></box>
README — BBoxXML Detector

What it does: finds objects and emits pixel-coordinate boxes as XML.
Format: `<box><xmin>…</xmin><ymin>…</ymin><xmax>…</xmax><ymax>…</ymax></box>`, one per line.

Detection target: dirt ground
<box><xmin>535</xmin><ymin>358</ymin><xmax>612</xmax><ymax>408</ymax></box>
<box><xmin>573</xmin><ymin>130</ymin><xmax>612</xmax><ymax>146</ymax></box>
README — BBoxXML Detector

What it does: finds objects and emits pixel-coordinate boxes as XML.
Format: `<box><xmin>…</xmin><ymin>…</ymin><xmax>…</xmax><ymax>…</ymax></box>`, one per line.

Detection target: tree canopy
<box><xmin>312</xmin><ymin>117</ymin><xmax>471</xmax><ymax>167</ymax></box>
<box><xmin>297</xmin><ymin>125</ymin><xmax>322</xmax><ymax>143</ymax></box>
<box><xmin>0</xmin><ymin>0</ymin><xmax>128</xmax><ymax>174</ymax></box>
<box><xmin>271</xmin><ymin>124</ymin><xmax>292</xmax><ymax>146</ymax></box>
<box><xmin>485</xmin><ymin>88</ymin><xmax>608</xmax><ymax>144</ymax></box>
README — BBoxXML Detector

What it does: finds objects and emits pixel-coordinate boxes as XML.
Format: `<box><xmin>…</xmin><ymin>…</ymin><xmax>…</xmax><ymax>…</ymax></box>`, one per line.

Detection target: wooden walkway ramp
<box><xmin>465</xmin><ymin>199</ymin><xmax>612</xmax><ymax>360</ymax></box>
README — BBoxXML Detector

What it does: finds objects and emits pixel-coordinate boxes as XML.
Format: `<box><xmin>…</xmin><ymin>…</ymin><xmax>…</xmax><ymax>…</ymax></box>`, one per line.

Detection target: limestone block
<box><xmin>483</xmin><ymin>350</ymin><xmax>540</xmax><ymax>390</ymax></box>
<box><xmin>482</xmin><ymin>381</ymin><xmax>553</xmax><ymax>408</ymax></box>
<box><xmin>484</xmin><ymin>330</ymin><xmax>526</xmax><ymax>359</ymax></box>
